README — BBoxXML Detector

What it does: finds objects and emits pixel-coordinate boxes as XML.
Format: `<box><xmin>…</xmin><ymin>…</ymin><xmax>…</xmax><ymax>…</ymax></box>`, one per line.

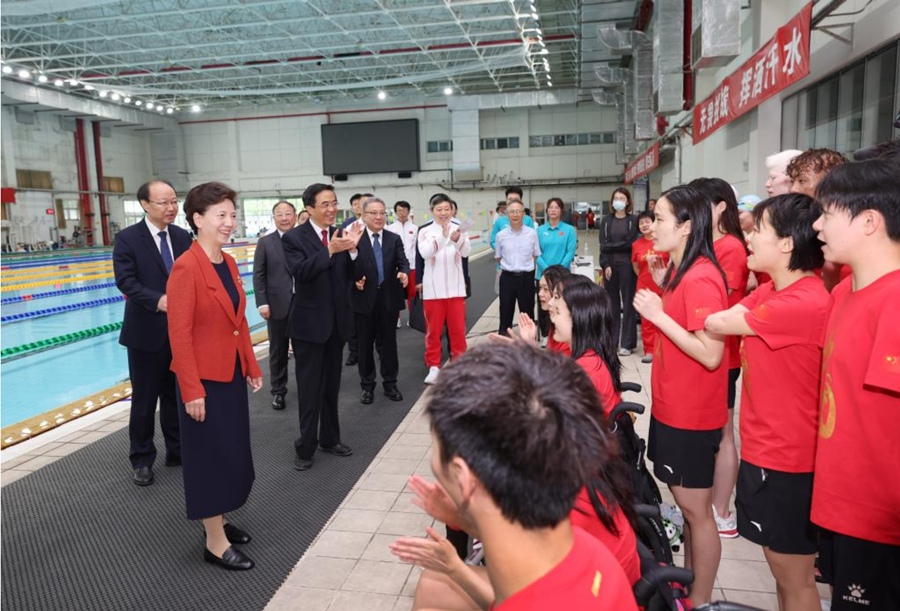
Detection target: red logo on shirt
<box><xmin>558</xmin><ymin>232</ymin><xmax>565</xmax><ymax>236</ymax></box>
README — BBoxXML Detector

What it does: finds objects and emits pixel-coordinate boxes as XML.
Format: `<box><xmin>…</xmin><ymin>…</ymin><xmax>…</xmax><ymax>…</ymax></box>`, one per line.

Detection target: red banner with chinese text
<box><xmin>692</xmin><ymin>2</ymin><xmax>812</xmax><ymax>145</ymax></box>
<box><xmin>625</xmin><ymin>142</ymin><xmax>660</xmax><ymax>184</ymax></box>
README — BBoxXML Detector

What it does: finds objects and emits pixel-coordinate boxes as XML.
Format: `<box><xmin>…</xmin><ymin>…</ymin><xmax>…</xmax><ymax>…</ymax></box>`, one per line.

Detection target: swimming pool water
<box><xmin>1</xmin><ymin>246</ymin><xmax>263</xmax><ymax>428</ymax></box>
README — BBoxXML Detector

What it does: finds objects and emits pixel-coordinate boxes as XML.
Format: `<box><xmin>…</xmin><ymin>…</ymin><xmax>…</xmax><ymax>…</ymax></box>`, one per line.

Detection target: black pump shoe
<box><xmin>204</xmin><ymin>546</ymin><xmax>254</xmax><ymax>571</ymax></box>
<box><xmin>224</xmin><ymin>523</ymin><xmax>251</xmax><ymax>545</ymax></box>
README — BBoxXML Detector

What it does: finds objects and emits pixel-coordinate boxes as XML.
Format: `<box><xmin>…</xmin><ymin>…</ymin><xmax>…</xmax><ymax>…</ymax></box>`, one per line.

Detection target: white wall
<box><xmin>0</xmin><ymin>106</ymin><xmax>154</xmax><ymax>246</ymax></box>
<box><xmin>172</xmin><ymin>96</ymin><xmax>623</xmax><ymax>242</ymax></box>
<box><xmin>653</xmin><ymin>0</ymin><xmax>900</xmax><ymax>198</ymax></box>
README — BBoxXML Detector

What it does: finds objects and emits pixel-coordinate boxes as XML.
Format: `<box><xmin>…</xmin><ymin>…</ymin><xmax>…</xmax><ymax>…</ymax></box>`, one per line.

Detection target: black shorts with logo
<box><xmin>647</xmin><ymin>416</ymin><xmax>722</xmax><ymax>489</ymax></box>
<box><xmin>735</xmin><ymin>460</ymin><xmax>817</xmax><ymax>554</ymax></box>
<box><xmin>818</xmin><ymin>529</ymin><xmax>900</xmax><ymax>611</ymax></box>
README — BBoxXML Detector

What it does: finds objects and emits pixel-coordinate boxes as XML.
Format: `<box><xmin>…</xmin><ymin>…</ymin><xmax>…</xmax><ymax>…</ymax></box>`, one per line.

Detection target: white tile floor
<box><xmin>0</xmin><ymin>234</ymin><xmax>832</xmax><ymax>610</ymax></box>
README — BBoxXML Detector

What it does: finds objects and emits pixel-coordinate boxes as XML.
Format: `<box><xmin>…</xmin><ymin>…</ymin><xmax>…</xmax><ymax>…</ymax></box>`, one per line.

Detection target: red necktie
<box><xmin>321</xmin><ymin>229</ymin><xmax>328</xmax><ymax>247</ymax></box>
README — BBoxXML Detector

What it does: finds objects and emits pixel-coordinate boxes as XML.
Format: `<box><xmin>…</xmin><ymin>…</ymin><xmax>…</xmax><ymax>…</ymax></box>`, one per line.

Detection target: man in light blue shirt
<box><xmin>495</xmin><ymin>200</ymin><xmax>541</xmax><ymax>336</ymax></box>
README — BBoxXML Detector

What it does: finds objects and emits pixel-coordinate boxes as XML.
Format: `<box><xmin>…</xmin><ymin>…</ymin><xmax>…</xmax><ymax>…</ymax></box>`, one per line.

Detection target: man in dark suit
<box><xmin>341</xmin><ymin>192</ymin><xmax>372</xmax><ymax>367</ymax></box>
<box><xmin>349</xmin><ymin>196</ymin><xmax>409</xmax><ymax>405</ymax></box>
<box><xmin>113</xmin><ymin>179</ymin><xmax>192</xmax><ymax>486</ymax></box>
<box><xmin>253</xmin><ymin>200</ymin><xmax>297</xmax><ymax>411</ymax></box>
<box><xmin>282</xmin><ymin>183</ymin><xmax>364</xmax><ymax>471</ymax></box>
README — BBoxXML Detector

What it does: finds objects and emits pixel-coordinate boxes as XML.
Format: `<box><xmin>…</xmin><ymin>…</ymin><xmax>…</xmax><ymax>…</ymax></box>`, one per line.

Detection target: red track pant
<box><xmin>423</xmin><ymin>297</ymin><xmax>467</xmax><ymax>368</ymax></box>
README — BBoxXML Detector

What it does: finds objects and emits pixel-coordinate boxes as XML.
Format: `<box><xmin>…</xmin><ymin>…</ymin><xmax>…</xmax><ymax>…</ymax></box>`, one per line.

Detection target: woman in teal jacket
<box><xmin>536</xmin><ymin>197</ymin><xmax>577</xmax><ymax>335</ymax></box>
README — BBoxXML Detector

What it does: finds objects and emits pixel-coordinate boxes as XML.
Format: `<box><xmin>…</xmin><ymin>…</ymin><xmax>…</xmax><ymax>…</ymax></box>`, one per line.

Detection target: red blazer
<box><xmin>167</xmin><ymin>241</ymin><xmax>262</xmax><ymax>403</ymax></box>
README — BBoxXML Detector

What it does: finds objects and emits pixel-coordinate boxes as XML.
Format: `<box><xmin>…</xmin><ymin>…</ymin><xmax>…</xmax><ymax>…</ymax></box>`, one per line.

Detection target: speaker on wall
<box><xmin>398</xmin><ymin>172</ymin><xmax>412</xmax><ymax>179</ymax></box>
<box><xmin>334</xmin><ymin>174</ymin><xmax>348</xmax><ymax>182</ymax></box>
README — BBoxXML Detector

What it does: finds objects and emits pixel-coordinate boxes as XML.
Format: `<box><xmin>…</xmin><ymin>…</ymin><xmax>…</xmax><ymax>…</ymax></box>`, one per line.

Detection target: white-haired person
<box><xmin>764</xmin><ymin>150</ymin><xmax>803</xmax><ymax>197</ymax></box>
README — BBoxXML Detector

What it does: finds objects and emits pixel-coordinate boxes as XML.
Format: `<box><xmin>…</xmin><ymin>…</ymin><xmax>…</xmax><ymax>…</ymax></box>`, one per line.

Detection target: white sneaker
<box><xmin>397</xmin><ymin>318</ymin><xmax>402</xmax><ymax>329</ymax></box>
<box><xmin>618</xmin><ymin>348</ymin><xmax>632</xmax><ymax>356</ymax></box>
<box><xmin>713</xmin><ymin>505</ymin><xmax>739</xmax><ymax>539</ymax></box>
<box><xmin>424</xmin><ymin>366</ymin><xmax>440</xmax><ymax>385</ymax></box>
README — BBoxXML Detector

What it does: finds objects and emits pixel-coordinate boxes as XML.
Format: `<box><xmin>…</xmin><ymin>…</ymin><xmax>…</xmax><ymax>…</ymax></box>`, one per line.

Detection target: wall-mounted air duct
<box><xmin>593</xmin><ymin>64</ymin><xmax>625</xmax><ymax>88</ymax></box>
<box><xmin>622</xmin><ymin>69</ymin><xmax>639</xmax><ymax>155</ymax></box>
<box><xmin>633</xmin><ymin>31</ymin><xmax>654</xmax><ymax>140</ymax></box>
<box><xmin>591</xmin><ymin>90</ymin><xmax>618</xmax><ymax>106</ymax></box>
<box><xmin>654</xmin><ymin>0</ymin><xmax>685</xmax><ymax>114</ymax></box>
<box><xmin>691</xmin><ymin>0</ymin><xmax>741</xmax><ymax>70</ymax></box>
<box><xmin>597</xmin><ymin>26</ymin><xmax>633</xmax><ymax>54</ymax></box>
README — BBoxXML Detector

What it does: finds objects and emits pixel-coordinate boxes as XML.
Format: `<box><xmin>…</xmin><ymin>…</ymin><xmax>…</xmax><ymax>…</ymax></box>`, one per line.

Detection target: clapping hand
<box><xmin>450</xmin><ymin>228</ymin><xmax>461</xmax><ymax>243</ymax></box>
<box><xmin>647</xmin><ymin>254</ymin><xmax>669</xmax><ymax>287</ymax></box>
<box><xmin>389</xmin><ymin>527</ymin><xmax>461</xmax><ymax>575</ymax></box>
<box><xmin>328</xmin><ymin>223</ymin><xmax>364</xmax><ymax>255</ymax></box>
<box><xmin>407</xmin><ymin>475</ymin><xmax>463</xmax><ymax>528</ymax></box>
<box><xmin>487</xmin><ymin>314</ymin><xmax>538</xmax><ymax>346</ymax></box>
<box><xmin>634</xmin><ymin>289</ymin><xmax>663</xmax><ymax>324</ymax></box>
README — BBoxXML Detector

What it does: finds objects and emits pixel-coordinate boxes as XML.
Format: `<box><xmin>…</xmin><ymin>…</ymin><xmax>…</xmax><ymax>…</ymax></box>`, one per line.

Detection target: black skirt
<box><xmin>177</xmin><ymin>359</ymin><xmax>255</xmax><ymax>520</ymax></box>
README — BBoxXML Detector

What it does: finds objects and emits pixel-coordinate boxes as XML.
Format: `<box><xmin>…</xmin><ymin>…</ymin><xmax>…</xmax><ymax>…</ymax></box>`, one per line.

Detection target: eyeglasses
<box><xmin>366</xmin><ymin>211</ymin><xmax>386</xmax><ymax>217</ymax></box>
<box><xmin>274</xmin><ymin>212</ymin><xmax>295</xmax><ymax>219</ymax></box>
<box><xmin>149</xmin><ymin>200</ymin><xmax>179</xmax><ymax>209</ymax></box>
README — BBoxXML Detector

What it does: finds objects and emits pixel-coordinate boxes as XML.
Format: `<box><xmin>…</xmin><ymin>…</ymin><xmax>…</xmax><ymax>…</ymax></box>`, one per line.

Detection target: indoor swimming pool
<box><xmin>0</xmin><ymin>243</ymin><xmax>264</xmax><ymax>429</ymax></box>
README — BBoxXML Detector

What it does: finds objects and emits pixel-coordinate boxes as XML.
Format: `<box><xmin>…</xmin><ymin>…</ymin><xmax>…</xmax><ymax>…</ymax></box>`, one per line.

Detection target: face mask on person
<box><xmin>613</xmin><ymin>200</ymin><xmax>627</xmax><ymax>212</ymax></box>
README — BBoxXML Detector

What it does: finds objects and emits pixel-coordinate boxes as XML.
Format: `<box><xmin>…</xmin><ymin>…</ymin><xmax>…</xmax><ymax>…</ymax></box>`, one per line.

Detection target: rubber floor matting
<box><xmin>1</xmin><ymin>255</ymin><xmax>496</xmax><ymax>611</ymax></box>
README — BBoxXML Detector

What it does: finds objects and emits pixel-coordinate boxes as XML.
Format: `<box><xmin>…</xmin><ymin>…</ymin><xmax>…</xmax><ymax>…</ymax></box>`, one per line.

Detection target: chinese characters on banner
<box><xmin>625</xmin><ymin>142</ymin><xmax>660</xmax><ymax>184</ymax></box>
<box><xmin>693</xmin><ymin>2</ymin><xmax>812</xmax><ymax>145</ymax></box>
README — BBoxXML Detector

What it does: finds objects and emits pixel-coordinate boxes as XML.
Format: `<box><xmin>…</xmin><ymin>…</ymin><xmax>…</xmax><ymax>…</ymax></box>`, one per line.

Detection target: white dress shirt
<box><xmin>417</xmin><ymin>222</ymin><xmax>470</xmax><ymax>300</ymax></box>
<box><xmin>145</xmin><ymin>217</ymin><xmax>174</xmax><ymax>256</ymax></box>
<box><xmin>386</xmin><ymin>219</ymin><xmax>417</xmax><ymax>268</ymax></box>
<box><xmin>495</xmin><ymin>224</ymin><xmax>541</xmax><ymax>272</ymax></box>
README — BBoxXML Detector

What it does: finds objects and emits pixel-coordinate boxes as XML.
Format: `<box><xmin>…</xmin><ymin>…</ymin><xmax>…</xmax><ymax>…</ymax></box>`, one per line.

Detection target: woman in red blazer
<box><xmin>167</xmin><ymin>182</ymin><xmax>263</xmax><ymax>571</ymax></box>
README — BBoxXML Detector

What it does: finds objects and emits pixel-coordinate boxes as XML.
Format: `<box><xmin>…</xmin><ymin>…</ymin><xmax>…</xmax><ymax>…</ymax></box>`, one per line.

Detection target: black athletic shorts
<box><xmin>647</xmin><ymin>416</ymin><xmax>722</xmax><ymax>489</ymax></box>
<box><xmin>818</xmin><ymin>529</ymin><xmax>900</xmax><ymax>611</ymax></box>
<box><xmin>735</xmin><ymin>460</ymin><xmax>817</xmax><ymax>554</ymax></box>
<box><xmin>727</xmin><ymin>367</ymin><xmax>741</xmax><ymax>410</ymax></box>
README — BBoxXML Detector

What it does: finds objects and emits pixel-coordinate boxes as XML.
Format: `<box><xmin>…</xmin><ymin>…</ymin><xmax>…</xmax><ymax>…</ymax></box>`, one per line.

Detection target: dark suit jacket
<box><xmin>415</xmin><ymin>218</ymin><xmax>469</xmax><ymax>288</ymax></box>
<box><xmin>252</xmin><ymin>230</ymin><xmax>294</xmax><ymax>320</ymax></box>
<box><xmin>282</xmin><ymin>221</ymin><xmax>353</xmax><ymax>344</ymax></box>
<box><xmin>167</xmin><ymin>242</ymin><xmax>263</xmax><ymax>403</ymax></box>
<box><xmin>114</xmin><ymin>220</ymin><xmax>192</xmax><ymax>352</ymax></box>
<box><xmin>350</xmin><ymin>229</ymin><xmax>410</xmax><ymax>315</ymax></box>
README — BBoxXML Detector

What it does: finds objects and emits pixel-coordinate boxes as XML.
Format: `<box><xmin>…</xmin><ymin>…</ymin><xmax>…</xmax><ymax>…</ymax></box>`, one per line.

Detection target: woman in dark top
<box><xmin>168</xmin><ymin>182</ymin><xmax>263</xmax><ymax>571</ymax></box>
<box><xmin>599</xmin><ymin>187</ymin><xmax>640</xmax><ymax>355</ymax></box>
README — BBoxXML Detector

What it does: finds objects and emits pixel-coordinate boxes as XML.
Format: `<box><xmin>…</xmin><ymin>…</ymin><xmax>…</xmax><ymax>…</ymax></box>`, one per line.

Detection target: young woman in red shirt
<box><xmin>689</xmin><ymin>177</ymin><xmax>750</xmax><ymax>539</ymax></box>
<box><xmin>633</xmin><ymin>185</ymin><xmax>729</xmax><ymax>606</ymax></box>
<box><xmin>535</xmin><ymin>264</ymin><xmax>571</xmax><ymax>355</ymax></box>
<box><xmin>631</xmin><ymin>210</ymin><xmax>670</xmax><ymax>363</ymax></box>
<box><xmin>705</xmin><ymin>193</ymin><xmax>832</xmax><ymax>611</ymax></box>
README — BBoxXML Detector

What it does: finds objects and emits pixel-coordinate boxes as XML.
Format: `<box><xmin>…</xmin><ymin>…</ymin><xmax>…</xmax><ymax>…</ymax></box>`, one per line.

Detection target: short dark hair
<box><xmin>302</xmin><ymin>183</ymin><xmax>335</xmax><ymax>209</ymax></box>
<box><xmin>450</xmin><ymin>199</ymin><xmax>458</xmax><ymax>211</ymax></box>
<box><xmin>786</xmin><ymin>148</ymin><xmax>846</xmax><ymax>180</ymax></box>
<box><xmin>496</xmin><ymin>201</ymin><xmax>507</xmax><ymax>212</ymax></box>
<box><xmin>505</xmin><ymin>186</ymin><xmax>523</xmax><ymax>199</ymax></box>
<box><xmin>427</xmin><ymin>343</ymin><xmax>623</xmax><ymax>529</ymax></box>
<box><xmin>137</xmin><ymin>179</ymin><xmax>176</xmax><ymax>204</ymax></box>
<box><xmin>349</xmin><ymin>193</ymin><xmax>363</xmax><ymax>204</ymax></box>
<box><xmin>547</xmin><ymin>197</ymin><xmax>564</xmax><ymax>211</ymax></box>
<box><xmin>815</xmin><ymin>159</ymin><xmax>900</xmax><ymax>242</ymax></box>
<box><xmin>637</xmin><ymin>210</ymin><xmax>655</xmax><ymax>223</ymax></box>
<box><xmin>852</xmin><ymin>138</ymin><xmax>900</xmax><ymax>162</ymax></box>
<box><xmin>430</xmin><ymin>193</ymin><xmax>452</xmax><ymax>210</ymax></box>
<box><xmin>524</xmin><ymin>208</ymin><xmax>532</xmax><ymax>216</ymax></box>
<box><xmin>394</xmin><ymin>200</ymin><xmax>411</xmax><ymax>212</ymax></box>
<box><xmin>753</xmin><ymin>194</ymin><xmax>825</xmax><ymax>271</ymax></box>
<box><xmin>272</xmin><ymin>200</ymin><xmax>295</xmax><ymax>214</ymax></box>
<box><xmin>183</xmin><ymin>182</ymin><xmax>237</xmax><ymax>232</ymax></box>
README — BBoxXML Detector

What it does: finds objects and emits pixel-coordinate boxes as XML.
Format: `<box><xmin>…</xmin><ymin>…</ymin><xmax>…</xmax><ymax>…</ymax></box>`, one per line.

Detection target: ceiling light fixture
<box><xmin>191</xmin><ymin>104</ymin><xmax>201</xmax><ymax>113</ymax></box>
<box><xmin>157</xmin><ymin>106</ymin><xmax>164</xmax><ymax>112</ymax></box>
<box><xmin>83</xmin><ymin>84</ymin><xmax>94</xmax><ymax>90</ymax></box>
<box><xmin>443</xmin><ymin>87</ymin><xmax>453</xmax><ymax>95</ymax></box>
<box><xmin>54</xmin><ymin>79</ymin><xmax>64</xmax><ymax>87</ymax></box>
<box><xmin>111</xmin><ymin>93</ymin><xmax>120</xmax><ymax>101</ymax></box>
<box><xmin>18</xmin><ymin>69</ymin><xmax>31</xmax><ymax>79</ymax></box>
<box><xmin>532</xmin><ymin>12</ymin><xmax>539</xmax><ymax>20</ymax></box>
<box><xmin>145</xmin><ymin>102</ymin><xmax>153</xmax><ymax>109</ymax></box>
<box><xmin>38</xmin><ymin>74</ymin><xmax>48</xmax><ymax>83</ymax></box>
<box><xmin>124</xmin><ymin>97</ymin><xmax>132</xmax><ymax>103</ymax></box>
<box><xmin>1</xmin><ymin>66</ymin><xmax>12</xmax><ymax>74</ymax></box>
<box><xmin>68</xmin><ymin>79</ymin><xmax>79</xmax><ymax>86</ymax></box>
<box><xmin>99</xmin><ymin>90</ymin><xmax>108</xmax><ymax>97</ymax></box>
<box><xmin>166</xmin><ymin>107</ymin><xmax>173</xmax><ymax>114</ymax></box>
<box><xmin>377</xmin><ymin>91</ymin><xmax>387</xmax><ymax>100</ymax></box>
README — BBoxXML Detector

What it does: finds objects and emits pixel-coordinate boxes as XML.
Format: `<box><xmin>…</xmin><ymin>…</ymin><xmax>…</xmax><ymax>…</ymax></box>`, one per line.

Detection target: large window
<box><xmin>782</xmin><ymin>40</ymin><xmax>899</xmax><ymax>153</ymax></box>
<box><xmin>242</xmin><ymin>197</ymin><xmax>302</xmax><ymax>237</ymax></box>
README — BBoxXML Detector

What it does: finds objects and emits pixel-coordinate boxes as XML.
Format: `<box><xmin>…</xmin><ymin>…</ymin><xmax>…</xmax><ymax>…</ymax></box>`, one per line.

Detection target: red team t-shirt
<box><xmin>571</xmin><ymin>488</ymin><xmax>641</xmax><ymax>585</ymax></box>
<box><xmin>811</xmin><ymin>270</ymin><xmax>900</xmax><ymax>545</ymax></box>
<box><xmin>738</xmin><ymin>277</ymin><xmax>833</xmax><ymax>472</ymax></box>
<box><xmin>652</xmin><ymin>258</ymin><xmax>729</xmax><ymax>430</ymax></box>
<box><xmin>547</xmin><ymin>330</ymin><xmax>572</xmax><ymax>356</ymax></box>
<box><xmin>576</xmin><ymin>351</ymin><xmax>620</xmax><ymax>417</ymax></box>
<box><xmin>713</xmin><ymin>234</ymin><xmax>750</xmax><ymax>370</ymax></box>
<box><xmin>491</xmin><ymin>527</ymin><xmax>638</xmax><ymax>611</ymax></box>
<box><xmin>631</xmin><ymin>237</ymin><xmax>669</xmax><ymax>295</ymax></box>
